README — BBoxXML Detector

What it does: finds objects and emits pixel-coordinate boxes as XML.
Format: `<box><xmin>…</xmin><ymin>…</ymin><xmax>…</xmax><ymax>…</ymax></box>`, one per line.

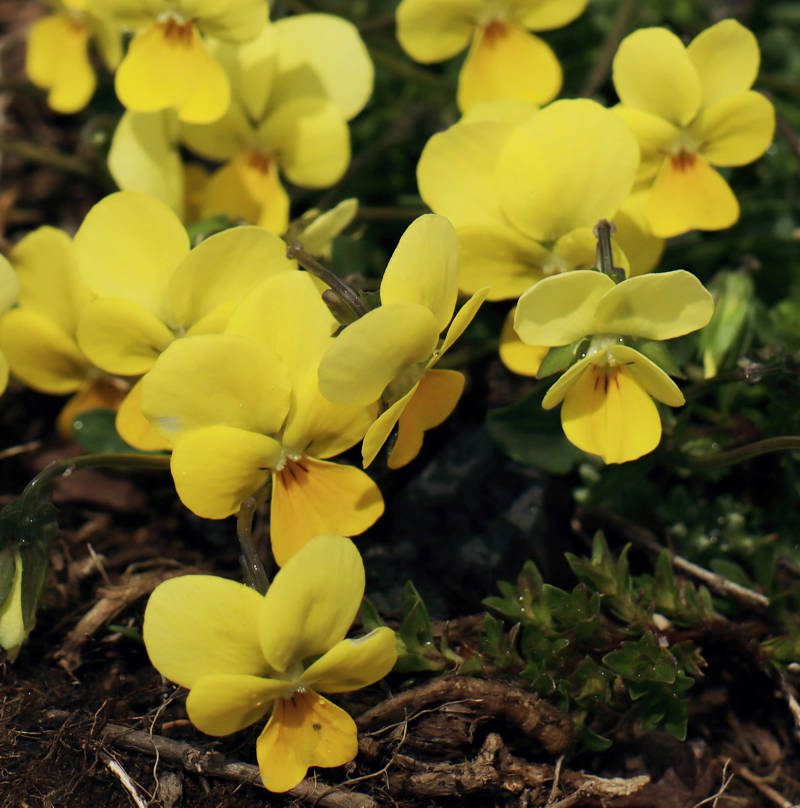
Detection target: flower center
<box><xmin>669</xmin><ymin>150</ymin><xmax>697</xmax><ymax>173</ymax></box>
<box><xmin>157</xmin><ymin>16</ymin><xmax>194</xmax><ymax>45</ymax></box>
<box><xmin>247</xmin><ymin>149</ymin><xmax>272</xmax><ymax>174</ymax></box>
<box><xmin>584</xmin><ymin>334</ymin><xmax>625</xmax><ymax>365</ymax></box>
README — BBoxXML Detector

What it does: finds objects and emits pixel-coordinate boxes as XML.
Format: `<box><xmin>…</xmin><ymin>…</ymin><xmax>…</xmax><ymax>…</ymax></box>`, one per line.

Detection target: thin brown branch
<box><xmin>582</xmin><ymin>508</ymin><xmax>770</xmax><ymax>610</ymax></box>
<box><xmin>580</xmin><ymin>0</ymin><xmax>638</xmax><ymax>97</ymax></box>
<box><xmin>45</xmin><ymin>711</ymin><xmax>378</xmax><ymax>808</ymax></box>
<box><xmin>357</xmin><ymin>676</ymin><xmax>575</xmax><ymax>754</ymax></box>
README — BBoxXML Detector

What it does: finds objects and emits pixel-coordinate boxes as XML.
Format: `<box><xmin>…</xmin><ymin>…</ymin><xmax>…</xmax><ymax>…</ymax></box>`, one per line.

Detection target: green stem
<box><xmin>236</xmin><ymin>495</ymin><xmax>270</xmax><ymax>594</ymax></box>
<box><xmin>687</xmin><ymin>436</ymin><xmax>800</xmax><ymax>469</ymax></box>
<box><xmin>682</xmin><ymin>362</ymin><xmax>776</xmax><ymax>400</ymax></box>
<box><xmin>580</xmin><ymin>0</ymin><xmax>638</xmax><ymax>97</ymax></box>
<box><xmin>20</xmin><ymin>453</ymin><xmax>169</xmax><ymax>507</ymax></box>
<box><xmin>593</xmin><ymin>220</ymin><xmax>625</xmax><ymax>283</ymax></box>
<box><xmin>367</xmin><ymin>47</ymin><xmax>452</xmax><ymax>91</ymax></box>
<box><xmin>286</xmin><ymin>240</ymin><xmax>368</xmax><ymax>319</ymax></box>
<box><xmin>0</xmin><ymin>139</ymin><xmax>111</xmax><ymax>186</ymax></box>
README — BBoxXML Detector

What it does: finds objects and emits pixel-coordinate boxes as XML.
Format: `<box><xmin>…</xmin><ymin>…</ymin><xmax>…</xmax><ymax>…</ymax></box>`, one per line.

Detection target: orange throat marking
<box><xmin>670</xmin><ymin>150</ymin><xmax>697</xmax><ymax>173</ymax></box>
<box><xmin>247</xmin><ymin>150</ymin><xmax>272</xmax><ymax>174</ymax></box>
<box><xmin>481</xmin><ymin>19</ymin><xmax>510</xmax><ymax>46</ymax></box>
<box><xmin>161</xmin><ymin>18</ymin><xmax>194</xmax><ymax>46</ymax></box>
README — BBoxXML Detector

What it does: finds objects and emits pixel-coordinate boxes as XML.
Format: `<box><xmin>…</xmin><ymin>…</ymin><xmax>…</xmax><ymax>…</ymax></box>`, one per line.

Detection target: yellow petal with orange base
<box><xmin>115</xmin><ymin>380</ymin><xmax>171</xmax><ymax>451</ymax></box>
<box><xmin>561</xmin><ymin>363</ymin><xmax>661</xmax><ymax>464</ymax></box>
<box><xmin>115</xmin><ymin>21</ymin><xmax>230</xmax><ymax>124</ymax></box>
<box><xmin>270</xmin><ymin>457</ymin><xmax>384</xmax><ymax>566</ymax></box>
<box><xmin>387</xmin><ymin>369</ymin><xmax>464</xmax><ymax>469</ymax></box>
<box><xmin>257</xmin><ymin>690</ymin><xmax>358</xmax><ymax>793</ymax></box>
<box><xmin>200</xmin><ymin>151</ymin><xmax>290</xmax><ymax>235</ymax></box>
<box><xmin>457</xmin><ymin>21</ymin><xmax>561</xmax><ymax>113</ymax></box>
<box><xmin>57</xmin><ymin>377</ymin><xmax>127</xmax><ymax>441</ymax></box>
<box><xmin>26</xmin><ymin>13</ymin><xmax>94</xmax><ymax>114</ymax></box>
<box><xmin>646</xmin><ymin>152</ymin><xmax>739</xmax><ymax>237</ymax></box>
<box><xmin>499</xmin><ymin>308</ymin><xmax>548</xmax><ymax>377</ymax></box>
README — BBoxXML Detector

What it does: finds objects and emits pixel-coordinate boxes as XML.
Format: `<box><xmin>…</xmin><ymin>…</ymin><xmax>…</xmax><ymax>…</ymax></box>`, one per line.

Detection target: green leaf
<box><xmin>72</xmin><ymin>409</ymin><xmax>142</xmax><ymax>455</ymax></box>
<box><xmin>395</xmin><ymin>581</ymin><xmax>445</xmax><ymax>673</ymax></box>
<box><xmin>486</xmin><ymin>388</ymin><xmax>584</xmax><ymax>473</ymax></box>
<box><xmin>537</xmin><ymin>339</ymin><xmax>586</xmax><ymax>379</ymax></box>
<box><xmin>359</xmin><ymin>597</ymin><xmax>385</xmax><ymax>632</ymax></box>
<box><xmin>634</xmin><ymin>339</ymin><xmax>684</xmax><ymax>378</ymax></box>
<box><xmin>603</xmin><ymin>633</ymin><xmax>678</xmax><ymax>686</ymax></box>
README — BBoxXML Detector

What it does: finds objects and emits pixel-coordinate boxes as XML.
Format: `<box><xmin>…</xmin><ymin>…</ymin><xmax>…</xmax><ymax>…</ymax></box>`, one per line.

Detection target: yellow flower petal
<box><xmin>108</xmin><ymin>110</ymin><xmax>185</xmax><ymax>217</ymax></box>
<box><xmin>515</xmin><ymin>0</ymin><xmax>589</xmax><ymax>30</ymax></box>
<box><xmin>611</xmin><ymin>190</ymin><xmax>665</xmax><ymax>276</ymax></box>
<box><xmin>282</xmin><ymin>367</ymin><xmax>375</xmax><ymax>461</ymax></box>
<box><xmin>168</xmin><ymin>226</ymin><xmax>293</xmax><ymax>331</ymax></box>
<box><xmin>170</xmin><ymin>425</ymin><xmax>282</xmax><ymax>519</ymax></box>
<box><xmin>143</xmin><ymin>574</ymin><xmax>268</xmax><ymax>689</ymax></box>
<box><xmin>613</xmin><ymin>106</ymin><xmax>681</xmax><ymax>183</ymax></box>
<box><xmin>301</xmin><ymin>627</ymin><xmax>397</xmax><ymax>693</ymax></box>
<box><xmin>187</xmin><ymin>674</ymin><xmax>286</xmax><ymax>736</ymax></box>
<box><xmin>199</xmin><ymin>150</ymin><xmax>291</xmax><ymax>235</ymax></box>
<box><xmin>115</xmin><ymin>21</ymin><xmax>230</xmax><ymax>124</ymax></box>
<box><xmin>541</xmin><ymin>354</ymin><xmax>593</xmax><ymax>407</ymax></box>
<box><xmin>381</xmin><ymin>215</ymin><xmax>459</xmax><ymax>331</ymax></box>
<box><xmin>26</xmin><ymin>13</ymin><xmax>94</xmax><ymax>114</ymax></box>
<box><xmin>388</xmin><ymin>368</ymin><xmax>464</xmax><ymax>469</ymax></box>
<box><xmin>0</xmin><ymin>352</ymin><xmax>8</xmax><ymax>396</ymax></box>
<box><xmin>273</xmin><ymin>14</ymin><xmax>373</xmax><ymax>121</ymax></box>
<box><xmin>594</xmin><ymin>269</ymin><xmax>714</xmax><ymax>340</ymax></box>
<box><xmin>74</xmin><ymin>191</ymin><xmax>190</xmax><ymax>315</ymax></box>
<box><xmin>226</xmin><ymin>271</ymin><xmax>334</xmax><ymax>388</ymax></box>
<box><xmin>417</xmin><ymin>118</ymin><xmax>518</xmax><ymax>230</ymax></box>
<box><xmin>691</xmin><ymin>91</ymin><xmax>774</xmax><ymax>167</ymax></box>
<box><xmin>76</xmin><ymin>297</ymin><xmax>174</xmax><ymax>376</ymax></box>
<box><xmin>561</xmin><ymin>363</ymin><xmax>662</xmax><ymax>463</ymax></box>
<box><xmin>210</xmin><ymin>25</ymin><xmax>276</xmax><ymax>122</ymax></box>
<box><xmin>499</xmin><ymin>308</ymin><xmax>548</xmax><ymax>377</ymax></box>
<box><xmin>497</xmin><ymin>99</ymin><xmax>639</xmax><ymax>241</ymax></box>
<box><xmin>115</xmin><ymin>380</ymin><xmax>171</xmax><ymax>451</ymax></box>
<box><xmin>259</xmin><ymin>534</ymin><xmax>364</xmax><ymax>667</ymax></box>
<box><xmin>318</xmin><ymin>303</ymin><xmax>439</xmax><ymax>407</ymax></box>
<box><xmin>257</xmin><ymin>691</ymin><xmax>357</xmax><ymax>793</ymax></box>
<box><xmin>515</xmin><ymin>270</ymin><xmax>614</xmax><ymax>347</ymax></box>
<box><xmin>439</xmin><ymin>288</ymin><xmax>488</xmax><ymax>354</ymax></box>
<box><xmin>8</xmin><ymin>224</ymin><xmax>86</xmax><ymax>334</ymax></box>
<box><xmin>140</xmin><ymin>333</ymin><xmax>290</xmax><ymax>439</ymax></box>
<box><xmin>361</xmin><ymin>391</ymin><xmax>413</xmax><ymax>468</ymax></box>
<box><xmin>646</xmin><ymin>151</ymin><xmax>739</xmax><ymax>237</ymax></box>
<box><xmin>257</xmin><ymin>97</ymin><xmax>349</xmax><ymax>188</ymax></box>
<box><xmin>395</xmin><ymin>0</ymin><xmax>482</xmax><ymax>63</ymax></box>
<box><xmin>687</xmin><ymin>19</ymin><xmax>759</xmax><ymax>106</ymax></box>
<box><xmin>612</xmin><ymin>27</ymin><xmax>701</xmax><ymax>127</ymax></box>
<box><xmin>457</xmin><ymin>21</ymin><xmax>561</xmax><ymax>112</ymax></box>
<box><xmin>609</xmin><ymin>344</ymin><xmax>684</xmax><ymax>407</ymax></box>
<box><xmin>0</xmin><ymin>254</ymin><xmax>19</xmax><ymax>315</ymax></box>
<box><xmin>0</xmin><ymin>309</ymin><xmax>88</xmax><ymax>393</ymax></box>
<box><xmin>0</xmin><ymin>550</ymin><xmax>24</xmax><ymax>661</ymax></box>
<box><xmin>457</xmin><ymin>225</ymin><xmax>547</xmax><ymax>300</ymax></box>
<box><xmin>179</xmin><ymin>97</ymin><xmax>252</xmax><ymax>162</ymax></box>
<box><xmin>269</xmin><ymin>458</ymin><xmax>384</xmax><ymax>567</ymax></box>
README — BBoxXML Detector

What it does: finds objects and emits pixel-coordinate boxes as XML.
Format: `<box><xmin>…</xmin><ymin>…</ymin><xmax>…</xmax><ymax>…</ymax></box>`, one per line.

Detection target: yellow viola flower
<box><xmin>418</xmin><ymin>98</ymin><xmax>654</xmax><ymax>302</ymax></box>
<box><xmin>88</xmin><ymin>0</ymin><xmax>269</xmax><ymax>123</ymax></box>
<box><xmin>73</xmin><ymin>191</ymin><xmax>295</xmax><ymax>449</ymax></box>
<box><xmin>318</xmin><ymin>214</ymin><xmax>487</xmax><ymax>469</ymax></box>
<box><xmin>143</xmin><ymin>535</ymin><xmax>397</xmax><ymax>792</ymax></box>
<box><xmin>26</xmin><ymin>0</ymin><xmax>122</xmax><ymax>114</ymax></box>
<box><xmin>514</xmin><ymin>269</ymin><xmax>714</xmax><ymax>463</ymax></box>
<box><xmin>612</xmin><ymin>19</ymin><xmax>775</xmax><ymax>237</ymax></box>
<box><xmin>108</xmin><ymin>15</ymin><xmax>373</xmax><ymax>234</ymax></box>
<box><xmin>397</xmin><ymin>0</ymin><xmax>588</xmax><ymax>112</ymax></box>
<box><xmin>0</xmin><ymin>226</ymin><xmax>130</xmax><ymax>438</ymax></box>
<box><xmin>140</xmin><ymin>271</ymin><xmax>383</xmax><ymax>565</ymax></box>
